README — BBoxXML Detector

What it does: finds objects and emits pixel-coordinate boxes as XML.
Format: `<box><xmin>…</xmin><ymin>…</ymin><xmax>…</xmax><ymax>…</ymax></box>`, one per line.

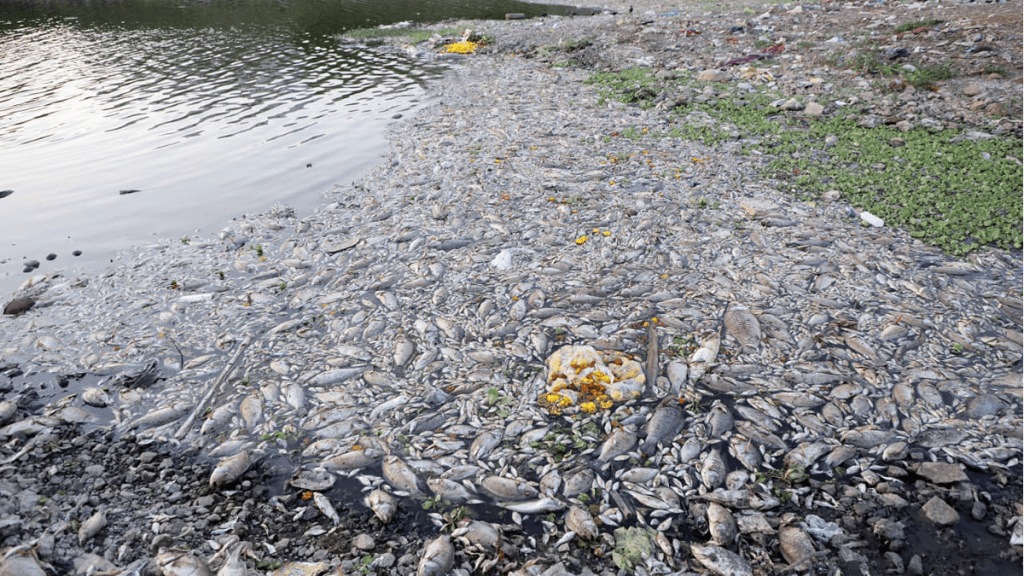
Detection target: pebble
<box><xmin>922</xmin><ymin>496</ymin><xmax>960</xmax><ymax>526</ymax></box>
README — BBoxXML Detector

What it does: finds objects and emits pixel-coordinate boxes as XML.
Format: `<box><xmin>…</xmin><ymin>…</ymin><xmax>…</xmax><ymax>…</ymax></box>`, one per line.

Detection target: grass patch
<box><xmin>894</xmin><ymin>18</ymin><xmax>942</xmax><ymax>34</ymax></box>
<box><xmin>585</xmin><ymin>66</ymin><xmax>661</xmax><ymax>108</ymax></box>
<box><xmin>586</xmin><ymin>67</ymin><xmax>1024</xmax><ymax>256</ymax></box>
<box><xmin>905</xmin><ymin>63</ymin><xmax>956</xmax><ymax>89</ymax></box>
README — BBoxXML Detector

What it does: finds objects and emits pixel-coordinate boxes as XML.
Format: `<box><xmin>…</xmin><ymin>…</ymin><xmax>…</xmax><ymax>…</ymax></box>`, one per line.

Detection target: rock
<box><xmin>781</xmin><ymin>98</ymin><xmax>804</xmax><ymax>111</ymax></box>
<box><xmin>962</xmin><ymin>83</ymin><xmax>982</xmax><ymax>97</ymax></box>
<box><xmin>353</xmin><ymin>533</ymin><xmax>375</xmax><ymax>551</ymax></box>
<box><xmin>697</xmin><ymin>70</ymin><xmax>729</xmax><ymax>83</ymax></box>
<box><xmin>804</xmin><ymin>101</ymin><xmax>824</xmax><ymax>116</ymax></box>
<box><xmin>895</xmin><ymin>120</ymin><xmax>912</xmax><ymax>132</ymax></box>
<box><xmin>921</xmin><ymin>496</ymin><xmax>959</xmax><ymax>526</ymax></box>
<box><xmin>45</xmin><ymin>254</ymin><xmax>56</xmax><ymax>261</ymax></box>
<box><xmin>739</xmin><ymin>198</ymin><xmax>777</xmax><ymax>217</ymax></box>
<box><xmin>0</xmin><ymin>190</ymin><xmax>12</xmax><ymax>199</ymax></box>
<box><xmin>971</xmin><ymin>501</ymin><xmax>987</xmax><ymax>520</ymax></box>
<box><xmin>907</xmin><ymin>554</ymin><xmax>924</xmax><ymax>575</ymax></box>
<box><xmin>3</xmin><ymin>297</ymin><xmax>35</xmax><ymax>315</ymax></box>
<box><xmin>885</xmin><ymin>551</ymin><xmax>905</xmax><ymax>573</ymax></box>
<box><xmin>915</xmin><ymin>462</ymin><xmax>967</xmax><ymax>484</ymax></box>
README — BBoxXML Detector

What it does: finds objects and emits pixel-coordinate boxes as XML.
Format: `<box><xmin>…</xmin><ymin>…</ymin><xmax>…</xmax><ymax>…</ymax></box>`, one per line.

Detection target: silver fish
<box><xmin>382</xmin><ymin>455</ymin><xmax>424</xmax><ymax>496</ymax></box>
<box><xmin>565</xmin><ymin>506</ymin><xmax>599</xmax><ymax>540</ymax></box>
<box><xmin>497</xmin><ymin>497</ymin><xmax>565</xmax><ymax>514</ymax></box>
<box><xmin>480</xmin><ymin>476</ymin><xmax>538</xmax><ymax>501</ymax></box>
<box><xmin>690</xmin><ymin>544</ymin><xmax>752</xmax><ymax>576</ymax></box>
<box><xmin>312</xmin><ymin>492</ymin><xmax>340</xmax><ymax>525</ymax></box>
<box><xmin>598</xmin><ymin>425</ymin><xmax>638</xmax><ymax>462</ymax></box>
<box><xmin>288</xmin><ymin>468</ymin><xmax>336</xmax><ymax>492</ymax></box>
<box><xmin>700</xmin><ymin>449</ymin><xmax>726</xmax><ymax>490</ymax></box>
<box><xmin>728</xmin><ymin>436</ymin><xmax>762</xmax><ymax>472</ymax></box>
<box><xmin>639</xmin><ymin>398</ymin><xmax>685</xmax><ymax>456</ymax></box>
<box><xmin>427</xmin><ymin>478</ymin><xmax>475</xmax><ymax>503</ymax></box>
<box><xmin>155</xmin><ymin>549</ymin><xmax>213</xmax><ymax>576</ymax></box>
<box><xmin>469</xmin><ymin>430</ymin><xmax>502</xmax><ymax>462</ymax></box>
<box><xmin>0</xmin><ymin>401</ymin><xmax>16</xmax><ymax>425</ymax></box>
<box><xmin>706</xmin><ymin>402</ymin><xmax>734</xmax><ymax>440</ymax></box>
<box><xmin>81</xmin><ymin>388</ymin><xmax>111</xmax><ymax>408</ymax></box>
<box><xmin>779</xmin><ymin>525</ymin><xmax>817</xmax><ymax>565</ymax></box>
<box><xmin>239</xmin><ymin>396</ymin><xmax>263</xmax><ymax>431</ymax></box>
<box><xmin>321</xmin><ymin>448</ymin><xmax>382</xmax><ymax>472</ymax></box>
<box><xmin>209</xmin><ymin>450</ymin><xmax>251</xmax><ymax>489</ymax></box>
<box><xmin>366</xmin><ymin>489</ymin><xmax>397</xmax><ymax>524</ymax></box>
<box><xmin>200</xmin><ymin>400</ymin><xmax>238</xmax><ymax>436</ymax></box>
<box><xmin>707</xmin><ymin>502</ymin><xmax>737</xmax><ymax>546</ymax></box>
<box><xmin>417</xmin><ymin>535</ymin><xmax>454</xmax><ymax>576</ymax></box>
<box><xmin>724</xmin><ymin>305</ymin><xmax>761</xmax><ymax>351</ymax></box>
<box><xmin>78</xmin><ymin>510</ymin><xmax>107</xmax><ymax>545</ymax></box>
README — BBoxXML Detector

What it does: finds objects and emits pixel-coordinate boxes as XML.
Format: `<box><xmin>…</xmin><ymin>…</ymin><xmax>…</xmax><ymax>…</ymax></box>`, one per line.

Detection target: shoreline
<box><xmin>2</xmin><ymin>1</ymin><xmax>1022</xmax><ymax>575</ymax></box>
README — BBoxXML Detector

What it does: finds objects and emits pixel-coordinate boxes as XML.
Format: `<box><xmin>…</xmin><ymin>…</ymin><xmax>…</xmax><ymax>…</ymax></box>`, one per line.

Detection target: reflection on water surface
<box><xmin>0</xmin><ymin>0</ymin><xmax>595</xmax><ymax>295</ymax></box>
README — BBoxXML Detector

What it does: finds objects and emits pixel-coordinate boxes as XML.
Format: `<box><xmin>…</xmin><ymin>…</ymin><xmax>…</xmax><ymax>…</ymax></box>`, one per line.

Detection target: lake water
<box><xmin>0</xmin><ymin>0</ymin><xmax>595</xmax><ymax>297</ymax></box>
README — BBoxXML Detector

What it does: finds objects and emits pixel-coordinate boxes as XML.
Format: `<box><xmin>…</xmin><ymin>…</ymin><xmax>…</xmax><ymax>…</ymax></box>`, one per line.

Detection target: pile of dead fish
<box><xmin>0</xmin><ymin>5</ymin><xmax>1021</xmax><ymax>574</ymax></box>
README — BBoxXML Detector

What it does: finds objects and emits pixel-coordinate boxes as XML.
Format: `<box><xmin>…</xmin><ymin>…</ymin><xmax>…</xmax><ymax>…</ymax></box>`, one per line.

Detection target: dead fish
<box><xmin>78</xmin><ymin>510</ymin><xmax>107</xmax><ymax>545</ymax></box>
<box><xmin>724</xmin><ymin>305</ymin><xmax>761</xmax><ymax>351</ymax></box>
<box><xmin>156</xmin><ymin>549</ymin><xmax>213</xmax><ymax>576</ymax></box>
<box><xmin>200</xmin><ymin>400</ymin><xmax>238</xmax><ymax>436</ymax></box>
<box><xmin>0</xmin><ymin>548</ymin><xmax>46</xmax><ymax>576</ymax></box>
<box><xmin>310</xmin><ymin>367</ymin><xmax>366</xmax><ymax>386</ymax></box>
<box><xmin>81</xmin><ymin>388</ymin><xmax>111</xmax><ymax>408</ymax></box>
<box><xmin>480</xmin><ymin>476</ymin><xmax>538</xmax><ymax>501</ymax></box>
<box><xmin>321</xmin><ymin>448</ymin><xmax>382</xmax><ymax>472</ymax></box>
<box><xmin>239</xmin><ymin>396</ymin><xmax>263</xmax><ymax>431</ymax></box>
<box><xmin>215</xmin><ymin>542</ymin><xmax>250</xmax><ymax>576</ymax></box>
<box><xmin>779</xmin><ymin>525</ymin><xmax>817</xmax><ymax>566</ymax></box>
<box><xmin>131</xmin><ymin>404</ymin><xmax>187</xmax><ymax>430</ymax></box>
<box><xmin>427</xmin><ymin>478</ymin><xmax>476</xmax><ymax>503</ymax></box>
<box><xmin>565</xmin><ymin>506</ymin><xmax>599</xmax><ymax>540</ymax></box>
<box><xmin>288</xmin><ymin>468</ymin><xmax>336</xmax><ymax>492</ymax></box>
<box><xmin>417</xmin><ymin>535</ymin><xmax>454</xmax><ymax>576</ymax></box>
<box><xmin>690</xmin><ymin>544</ymin><xmax>752</xmax><ymax>576</ymax></box>
<box><xmin>312</xmin><ymin>492</ymin><xmax>340</xmax><ymax>525</ymax></box>
<box><xmin>366</xmin><ymin>489</ymin><xmax>397</xmax><ymax>524</ymax></box>
<box><xmin>469</xmin><ymin>430</ymin><xmax>502</xmax><ymax>462</ymax></box>
<box><xmin>382</xmin><ymin>455</ymin><xmax>424</xmax><ymax>496</ymax></box>
<box><xmin>688</xmin><ymin>334</ymin><xmax>720</xmax><ymax>383</ymax></box>
<box><xmin>639</xmin><ymin>397</ymin><xmax>685</xmax><ymax>456</ymax></box>
<box><xmin>728</xmin><ymin>436</ymin><xmax>762</xmax><ymax>472</ymax></box>
<box><xmin>700</xmin><ymin>449</ymin><xmax>726</xmax><ymax>490</ymax></box>
<box><xmin>210</xmin><ymin>450</ymin><xmax>252</xmax><ymax>489</ymax></box>
<box><xmin>784</xmin><ymin>442</ymin><xmax>831</xmax><ymax>469</ymax></box>
<box><xmin>707</xmin><ymin>502</ymin><xmax>737</xmax><ymax>546</ymax></box>
<box><xmin>561</xmin><ymin>467</ymin><xmax>594</xmax><ymax>498</ymax></box>
<box><xmin>497</xmin><ymin>497</ymin><xmax>565</xmax><ymax>514</ymax></box>
<box><xmin>706</xmin><ymin>401</ymin><xmax>734</xmax><ymax>440</ymax></box>
<box><xmin>598</xmin><ymin>425</ymin><xmax>638</xmax><ymax>462</ymax></box>
<box><xmin>283</xmin><ymin>383</ymin><xmax>306</xmax><ymax>411</ymax></box>
<box><xmin>452</xmin><ymin>521</ymin><xmax>500</xmax><ymax>550</ymax></box>
<box><xmin>394</xmin><ymin>339</ymin><xmax>415</xmax><ymax>368</ymax></box>
<box><xmin>0</xmin><ymin>401</ymin><xmax>16</xmax><ymax>425</ymax></box>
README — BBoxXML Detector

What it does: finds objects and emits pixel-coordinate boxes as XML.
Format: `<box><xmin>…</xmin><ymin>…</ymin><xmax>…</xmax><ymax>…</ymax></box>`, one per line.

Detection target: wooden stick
<box><xmin>174</xmin><ymin>333</ymin><xmax>255</xmax><ymax>440</ymax></box>
<box><xmin>645</xmin><ymin>320</ymin><xmax>658</xmax><ymax>397</ymax></box>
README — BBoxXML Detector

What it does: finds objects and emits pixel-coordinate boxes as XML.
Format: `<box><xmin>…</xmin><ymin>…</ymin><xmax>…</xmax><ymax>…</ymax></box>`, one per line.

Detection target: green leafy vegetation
<box><xmin>586</xmin><ymin>66</ymin><xmax>1023</xmax><ymax>256</ymax></box>
<box><xmin>894</xmin><ymin>18</ymin><xmax>943</xmax><ymax>34</ymax></box>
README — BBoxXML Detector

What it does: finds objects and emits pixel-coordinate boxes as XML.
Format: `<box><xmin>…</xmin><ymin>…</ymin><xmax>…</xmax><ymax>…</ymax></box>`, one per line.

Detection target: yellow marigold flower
<box><xmin>600</xmin><ymin>400</ymin><xmax>614</xmax><ymax>410</ymax></box>
<box><xmin>592</xmin><ymin>370</ymin><xmax>610</xmax><ymax>383</ymax></box>
<box><xmin>592</xmin><ymin>227</ymin><xmax>600</xmax><ymax>234</ymax></box>
<box><xmin>545</xmin><ymin>393</ymin><xmax>561</xmax><ymax>405</ymax></box>
<box><xmin>301</xmin><ymin>490</ymin><xmax>313</xmax><ymax>500</ymax></box>
<box><xmin>444</xmin><ymin>40</ymin><xmax>480</xmax><ymax>54</ymax></box>
<box><xmin>602</xmin><ymin>230</ymin><xmax>612</xmax><ymax>237</ymax></box>
<box><xmin>558</xmin><ymin>396</ymin><xmax>573</xmax><ymax>407</ymax></box>
<box><xmin>580</xmin><ymin>401</ymin><xmax>597</xmax><ymax>413</ymax></box>
<box><xmin>575</xmin><ymin>235</ymin><xmax>588</xmax><ymax>245</ymax></box>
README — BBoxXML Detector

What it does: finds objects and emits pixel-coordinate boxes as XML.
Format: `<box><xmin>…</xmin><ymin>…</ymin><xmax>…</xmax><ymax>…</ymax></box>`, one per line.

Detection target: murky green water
<box><xmin>0</xmin><ymin>0</ymin><xmax>596</xmax><ymax>295</ymax></box>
